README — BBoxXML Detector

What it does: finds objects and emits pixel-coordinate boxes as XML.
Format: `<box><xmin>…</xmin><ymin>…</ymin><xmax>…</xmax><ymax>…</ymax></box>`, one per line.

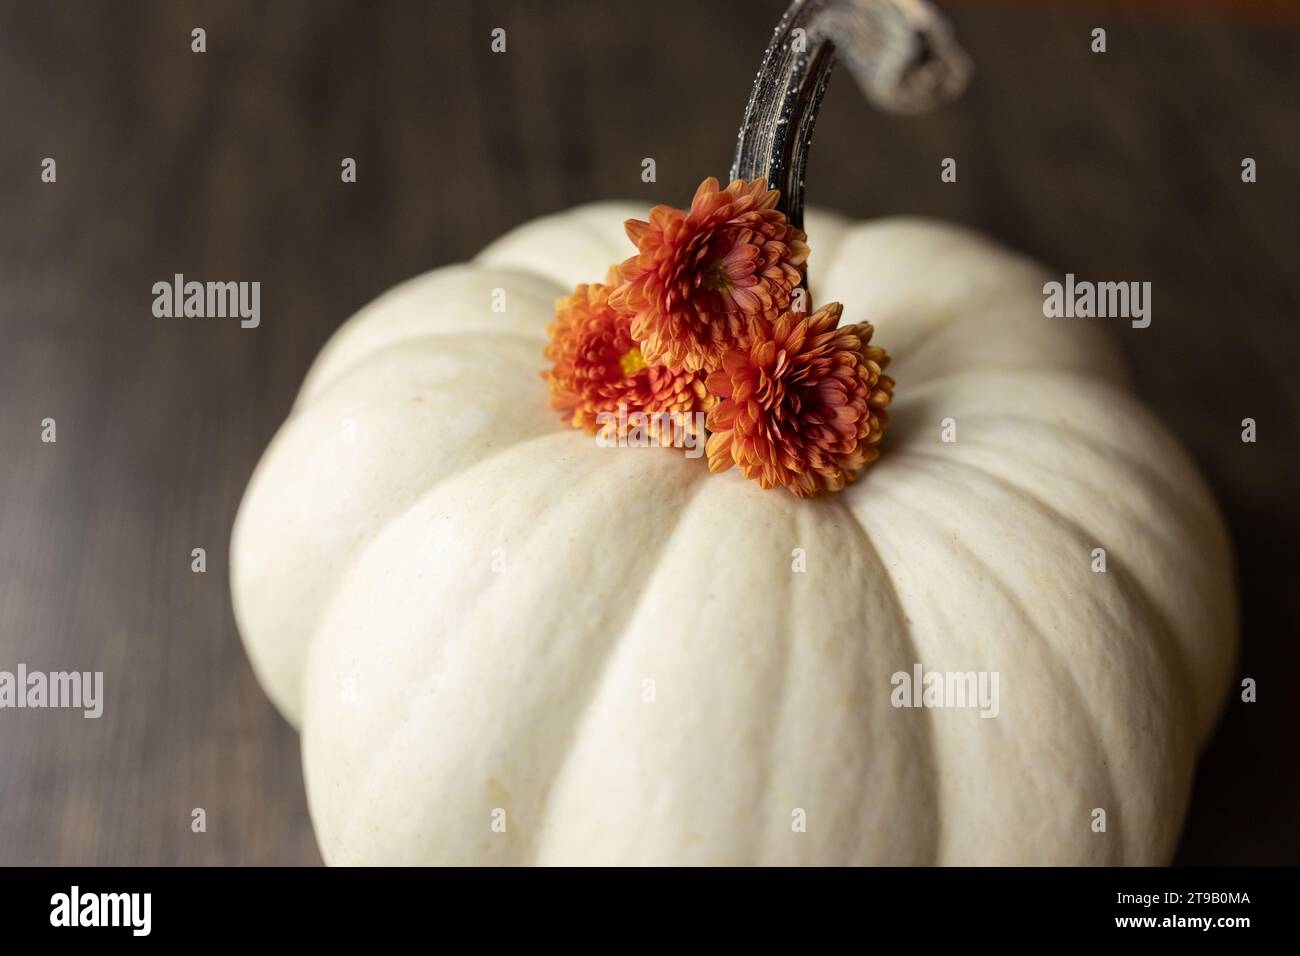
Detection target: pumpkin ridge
<box><xmin>889</xmin><ymin>300</ymin><xmax>1118</xmax><ymax>390</ymax></box>
<box><xmin>299</xmin><ymin>266</ymin><xmax>561</xmax><ymax>404</ymax></box>
<box><xmin>294</xmin><ymin>423</ymin><xmax>572</xmax><ymax>703</ymax></box>
<box><xmin>297</xmin><ymin>331</ymin><xmax>550</xmax><ymax>416</ymax></box>
<box><xmin>899</xmin><ymin>448</ymin><xmax>1203</xmax><ymax>743</ymax></box>
<box><xmin>835</xmin><ymin>501</ymin><xmax>946</xmax><ymax>864</ymax></box>
<box><xmin>526</xmin><ymin>464</ymin><xmax>715</xmax><ymax>864</ymax></box>
<box><xmin>946</xmin><ymin>532</ymin><xmax>1127</xmax><ymax>863</ymax></box>
<box><xmin>865</xmin><ymin>484</ymin><xmax>1130</xmax><ymax>863</ymax></box>
<box><xmin>855</xmin><ymin>455</ymin><xmax>1215</xmax><ymax>863</ymax></box>
<box><xmin>474</xmin><ymin>201</ymin><xmax>649</xmax><ymax>292</ymax></box>
<box><xmin>314</xmin><ymin>438</ymin><xmax>712</xmax><ymax>864</ymax></box>
<box><xmin>881</xmin><ymin>367</ymin><xmax>1212</xmax><ymax>524</ymax></box>
<box><xmin>890</xmin><ymin>382</ymin><xmax>1223</xmax><ymax>550</ymax></box>
<box><xmin>899</xmin><ymin>429</ymin><xmax>1230</xmax><ymax>700</ymax></box>
<box><xmin>810</xmin><ymin>219</ymin><xmax>1129</xmax><ymax>392</ymax></box>
<box><xmin>747</xmin><ymin>502</ymin><xmax>799</xmax><ymax>865</ymax></box>
<box><xmin>233</xmin><ymin>334</ymin><xmax>561</xmax><ymax>723</ymax></box>
<box><xmin>901</xmin><ymin>422</ymin><xmax>1214</xmax><ymax>549</ymax></box>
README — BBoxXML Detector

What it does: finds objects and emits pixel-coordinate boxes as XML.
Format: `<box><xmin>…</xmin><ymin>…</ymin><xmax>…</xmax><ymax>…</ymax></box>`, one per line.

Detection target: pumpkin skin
<box><xmin>231</xmin><ymin>203</ymin><xmax>1236</xmax><ymax>865</ymax></box>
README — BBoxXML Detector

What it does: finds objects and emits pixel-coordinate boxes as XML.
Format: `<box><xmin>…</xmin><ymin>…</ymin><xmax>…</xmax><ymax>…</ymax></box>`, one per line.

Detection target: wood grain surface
<box><xmin>0</xmin><ymin>0</ymin><xmax>1296</xmax><ymax>866</ymax></box>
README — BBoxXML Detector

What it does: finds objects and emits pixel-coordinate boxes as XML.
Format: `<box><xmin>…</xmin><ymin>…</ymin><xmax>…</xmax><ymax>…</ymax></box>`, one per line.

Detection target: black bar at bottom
<box><xmin>0</xmin><ymin>866</ymin><xmax>1288</xmax><ymax>941</ymax></box>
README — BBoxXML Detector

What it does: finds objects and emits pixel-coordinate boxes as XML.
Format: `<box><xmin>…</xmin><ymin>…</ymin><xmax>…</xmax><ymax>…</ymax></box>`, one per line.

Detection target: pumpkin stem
<box><xmin>731</xmin><ymin>0</ymin><xmax>971</xmax><ymax>231</ymax></box>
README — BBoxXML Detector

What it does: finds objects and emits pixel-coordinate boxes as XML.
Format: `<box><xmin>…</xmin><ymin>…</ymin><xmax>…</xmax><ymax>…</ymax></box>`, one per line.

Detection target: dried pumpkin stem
<box><xmin>731</xmin><ymin>0</ymin><xmax>971</xmax><ymax>232</ymax></box>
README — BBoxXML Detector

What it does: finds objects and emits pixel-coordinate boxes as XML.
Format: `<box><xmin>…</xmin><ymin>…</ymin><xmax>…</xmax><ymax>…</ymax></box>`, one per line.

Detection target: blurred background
<box><xmin>0</xmin><ymin>0</ymin><xmax>1296</xmax><ymax>865</ymax></box>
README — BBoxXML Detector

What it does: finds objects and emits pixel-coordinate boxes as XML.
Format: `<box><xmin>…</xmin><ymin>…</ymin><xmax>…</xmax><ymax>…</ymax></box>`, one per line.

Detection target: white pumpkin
<box><xmin>232</xmin><ymin>0</ymin><xmax>1236</xmax><ymax>864</ymax></box>
<box><xmin>231</xmin><ymin>202</ymin><xmax>1236</xmax><ymax>865</ymax></box>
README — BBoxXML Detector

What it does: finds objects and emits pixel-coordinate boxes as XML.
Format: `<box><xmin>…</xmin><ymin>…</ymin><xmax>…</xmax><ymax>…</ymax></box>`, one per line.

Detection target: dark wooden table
<box><xmin>1</xmin><ymin>0</ymin><xmax>1296</xmax><ymax>865</ymax></box>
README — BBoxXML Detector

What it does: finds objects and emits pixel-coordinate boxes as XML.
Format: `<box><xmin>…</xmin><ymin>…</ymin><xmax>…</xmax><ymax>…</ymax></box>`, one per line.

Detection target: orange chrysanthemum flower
<box><xmin>704</xmin><ymin>303</ymin><xmax>893</xmax><ymax>497</ymax></box>
<box><xmin>611</xmin><ymin>177</ymin><xmax>810</xmax><ymax>373</ymax></box>
<box><xmin>544</xmin><ymin>270</ymin><xmax>715</xmax><ymax>444</ymax></box>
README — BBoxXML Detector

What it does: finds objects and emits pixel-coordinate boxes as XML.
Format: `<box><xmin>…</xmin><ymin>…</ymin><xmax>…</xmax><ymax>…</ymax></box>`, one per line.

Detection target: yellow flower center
<box><xmin>702</xmin><ymin>260</ymin><xmax>732</xmax><ymax>292</ymax></box>
<box><xmin>619</xmin><ymin>347</ymin><xmax>648</xmax><ymax>377</ymax></box>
